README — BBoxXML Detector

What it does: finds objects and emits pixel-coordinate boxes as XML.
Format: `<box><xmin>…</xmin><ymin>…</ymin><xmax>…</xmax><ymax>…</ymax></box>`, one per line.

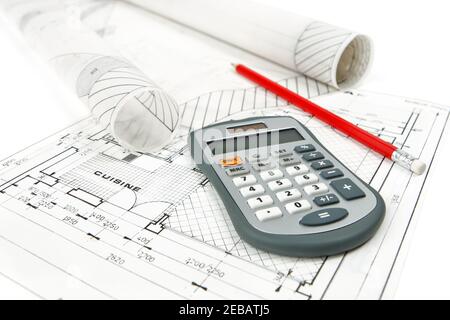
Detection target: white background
<box><xmin>0</xmin><ymin>0</ymin><xmax>449</xmax><ymax>299</ymax></box>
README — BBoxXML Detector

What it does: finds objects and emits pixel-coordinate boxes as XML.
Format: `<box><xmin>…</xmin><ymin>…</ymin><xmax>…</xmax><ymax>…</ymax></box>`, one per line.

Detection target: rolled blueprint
<box><xmin>1</xmin><ymin>0</ymin><xmax>180</xmax><ymax>153</ymax></box>
<box><xmin>126</xmin><ymin>0</ymin><xmax>373</xmax><ymax>89</ymax></box>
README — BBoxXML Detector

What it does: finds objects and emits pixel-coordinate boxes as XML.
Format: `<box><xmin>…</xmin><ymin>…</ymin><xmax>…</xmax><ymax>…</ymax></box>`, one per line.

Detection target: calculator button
<box><xmin>252</xmin><ymin>160</ymin><xmax>275</xmax><ymax>172</ymax></box>
<box><xmin>233</xmin><ymin>174</ymin><xmax>257</xmax><ymax>187</ymax></box>
<box><xmin>248</xmin><ymin>195</ymin><xmax>274</xmax><ymax>209</ymax></box>
<box><xmin>278</xmin><ymin>156</ymin><xmax>301</xmax><ymax>167</ymax></box>
<box><xmin>225</xmin><ymin>166</ymin><xmax>250</xmax><ymax>177</ymax></box>
<box><xmin>320</xmin><ymin>169</ymin><xmax>344</xmax><ymax>180</ymax></box>
<box><xmin>240</xmin><ymin>185</ymin><xmax>265</xmax><ymax>198</ymax></box>
<box><xmin>271</xmin><ymin>149</ymin><xmax>292</xmax><ymax>158</ymax></box>
<box><xmin>302</xmin><ymin>152</ymin><xmax>325</xmax><ymax>162</ymax></box>
<box><xmin>294</xmin><ymin>144</ymin><xmax>316</xmax><ymax>153</ymax></box>
<box><xmin>304</xmin><ymin>183</ymin><xmax>329</xmax><ymax>196</ymax></box>
<box><xmin>300</xmin><ymin>208</ymin><xmax>348</xmax><ymax>227</ymax></box>
<box><xmin>247</xmin><ymin>153</ymin><xmax>268</xmax><ymax>163</ymax></box>
<box><xmin>268</xmin><ymin>179</ymin><xmax>293</xmax><ymax>191</ymax></box>
<box><xmin>276</xmin><ymin>189</ymin><xmax>302</xmax><ymax>202</ymax></box>
<box><xmin>220</xmin><ymin>156</ymin><xmax>243</xmax><ymax>167</ymax></box>
<box><xmin>285</xmin><ymin>200</ymin><xmax>312</xmax><ymax>215</ymax></box>
<box><xmin>295</xmin><ymin>174</ymin><xmax>319</xmax><ymax>186</ymax></box>
<box><xmin>313</xmin><ymin>194</ymin><xmax>340</xmax><ymax>207</ymax></box>
<box><xmin>311</xmin><ymin>160</ymin><xmax>334</xmax><ymax>170</ymax></box>
<box><xmin>255</xmin><ymin>207</ymin><xmax>283</xmax><ymax>222</ymax></box>
<box><xmin>260</xmin><ymin>169</ymin><xmax>284</xmax><ymax>182</ymax></box>
<box><xmin>330</xmin><ymin>178</ymin><xmax>366</xmax><ymax>201</ymax></box>
<box><xmin>286</xmin><ymin>164</ymin><xmax>309</xmax><ymax>176</ymax></box>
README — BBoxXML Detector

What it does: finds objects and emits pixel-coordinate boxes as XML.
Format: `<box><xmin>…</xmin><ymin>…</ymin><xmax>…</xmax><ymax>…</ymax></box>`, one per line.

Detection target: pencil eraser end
<box><xmin>411</xmin><ymin>160</ymin><xmax>427</xmax><ymax>175</ymax></box>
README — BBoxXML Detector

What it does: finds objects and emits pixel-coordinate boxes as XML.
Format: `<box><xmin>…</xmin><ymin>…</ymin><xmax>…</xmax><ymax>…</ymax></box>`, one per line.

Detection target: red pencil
<box><xmin>233</xmin><ymin>63</ymin><xmax>426</xmax><ymax>175</ymax></box>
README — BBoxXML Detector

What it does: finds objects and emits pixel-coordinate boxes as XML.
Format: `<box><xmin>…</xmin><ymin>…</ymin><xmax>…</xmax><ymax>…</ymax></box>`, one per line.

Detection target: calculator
<box><xmin>189</xmin><ymin>116</ymin><xmax>385</xmax><ymax>257</ymax></box>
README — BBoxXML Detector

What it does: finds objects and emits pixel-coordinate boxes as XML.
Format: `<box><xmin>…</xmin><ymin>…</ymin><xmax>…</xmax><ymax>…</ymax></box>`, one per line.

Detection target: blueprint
<box><xmin>0</xmin><ymin>0</ymin><xmax>449</xmax><ymax>300</ymax></box>
<box><xmin>0</xmin><ymin>87</ymin><xmax>448</xmax><ymax>299</ymax></box>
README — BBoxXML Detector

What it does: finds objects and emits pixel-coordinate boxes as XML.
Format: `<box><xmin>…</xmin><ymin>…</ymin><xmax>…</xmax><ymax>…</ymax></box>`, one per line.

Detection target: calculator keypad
<box><xmin>220</xmin><ymin>141</ymin><xmax>367</xmax><ymax>229</ymax></box>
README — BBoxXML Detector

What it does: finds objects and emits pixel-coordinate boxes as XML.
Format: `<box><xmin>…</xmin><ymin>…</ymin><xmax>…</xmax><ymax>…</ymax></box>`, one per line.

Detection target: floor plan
<box><xmin>0</xmin><ymin>88</ymin><xmax>447</xmax><ymax>299</ymax></box>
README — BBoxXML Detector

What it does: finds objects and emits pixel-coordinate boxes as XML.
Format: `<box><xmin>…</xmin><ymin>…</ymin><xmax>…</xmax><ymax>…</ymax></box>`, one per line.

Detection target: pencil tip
<box><xmin>231</xmin><ymin>62</ymin><xmax>238</xmax><ymax>68</ymax></box>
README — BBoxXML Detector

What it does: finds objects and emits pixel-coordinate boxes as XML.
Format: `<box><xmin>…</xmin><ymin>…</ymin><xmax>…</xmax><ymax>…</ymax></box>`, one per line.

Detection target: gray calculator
<box><xmin>189</xmin><ymin>116</ymin><xmax>385</xmax><ymax>257</ymax></box>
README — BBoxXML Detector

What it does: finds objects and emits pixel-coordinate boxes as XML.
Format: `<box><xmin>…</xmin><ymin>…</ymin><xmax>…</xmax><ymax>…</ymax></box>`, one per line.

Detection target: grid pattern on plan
<box><xmin>179</xmin><ymin>75</ymin><xmax>334</xmax><ymax>131</ymax></box>
<box><xmin>59</xmin><ymin>153</ymin><xmax>157</xmax><ymax>200</ymax></box>
<box><xmin>59</xmin><ymin>153</ymin><xmax>204</xmax><ymax>207</ymax></box>
<box><xmin>167</xmin><ymin>184</ymin><xmax>325</xmax><ymax>283</ymax></box>
<box><xmin>139</xmin><ymin>162</ymin><xmax>204</xmax><ymax>204</ymax></box>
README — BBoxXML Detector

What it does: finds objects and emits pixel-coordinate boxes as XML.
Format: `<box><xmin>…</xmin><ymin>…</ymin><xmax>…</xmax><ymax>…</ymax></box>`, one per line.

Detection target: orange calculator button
<box><xmin>220</xmin><ymin>156</ymin><xmax>243</xmax><ymax>167</ymax></box>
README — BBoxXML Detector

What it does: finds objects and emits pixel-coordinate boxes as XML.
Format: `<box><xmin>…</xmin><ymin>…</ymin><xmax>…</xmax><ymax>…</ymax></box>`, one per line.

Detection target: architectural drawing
<box><xmin>0</xmin><ymin>88</ymin><xmax>447</xmax><ymax>299</ymax></box>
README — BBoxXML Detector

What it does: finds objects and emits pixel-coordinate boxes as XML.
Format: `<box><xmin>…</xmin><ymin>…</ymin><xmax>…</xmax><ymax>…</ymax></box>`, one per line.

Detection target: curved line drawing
<box><xmin>294</xmin><ymin>21</ymin><xmax>352</xmax><ymax>85</ymax></box>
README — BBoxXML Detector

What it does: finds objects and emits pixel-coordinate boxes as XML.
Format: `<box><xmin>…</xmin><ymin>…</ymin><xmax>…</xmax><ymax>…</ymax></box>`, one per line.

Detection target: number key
<box><xmin>304</xmin><ymin>183</ymin><xmax>329</xmax><ymax>196</ymax></box>
<box><xmin>295</xmin><ymin>173</ymin><xmax>319</xmax><ymax>186</ymax></box>
<box><xmin>285</xmin><ymin>200</ymin><xmax>312</xmax><ymax>215</ymax></box>
<box><xmin>260</xmin><ymin>169</ymin><xmax>283</xmax><ymax>182</ymax></box>
<box><xmin>240</xmin><ymin>185</ymin><xmax>265</xmax><ymax>198</ymax></box>
<box><xmin>268</xmin><ymin>179</ymin><xmax>292</xmax><ymax>191</ymax></box>
<box><xmin>286</xmin><ymin>164</ymin><xmax>309</xmax><ymax>176</ymax></box>
<box><xmin>248</xmin><ymin>195</ymin><xmax>274</xmax><ymax>209</ymax></box>
<box><xmin>276</xmin><ymin>188</ymin><xmax>302</xmax><ymax>202</ymax></box>
<box><xmin>233</xmin><ymin>174</ymin><xmax>257</xmax><ymax>187</ymax></box>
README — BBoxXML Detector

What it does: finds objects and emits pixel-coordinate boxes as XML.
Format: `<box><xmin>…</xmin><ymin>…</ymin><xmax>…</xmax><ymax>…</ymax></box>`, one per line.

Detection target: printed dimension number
<box><xmin>185</xmin><ymin>257</ymin><xmax>225</xmax><ymax>278</ymax></box>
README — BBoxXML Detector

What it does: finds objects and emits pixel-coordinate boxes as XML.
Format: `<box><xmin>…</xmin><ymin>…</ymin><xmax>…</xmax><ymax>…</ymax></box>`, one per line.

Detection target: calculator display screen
<box><xmin>208</xmin><ymin>129</ymin><xmax>304</xmax><ymax>155</ymax></box>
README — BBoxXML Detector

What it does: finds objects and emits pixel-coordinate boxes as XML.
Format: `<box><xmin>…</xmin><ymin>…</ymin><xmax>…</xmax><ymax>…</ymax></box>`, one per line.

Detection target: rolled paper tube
<box><xmin>1</xmin><ymin>0</ymin><xmax>180</xmax><ymax>153</ymax></box>
<box><xmin>126</xmin><ymin>0</ymin><xmax>373</xmax><ymax>89</ymax></box>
